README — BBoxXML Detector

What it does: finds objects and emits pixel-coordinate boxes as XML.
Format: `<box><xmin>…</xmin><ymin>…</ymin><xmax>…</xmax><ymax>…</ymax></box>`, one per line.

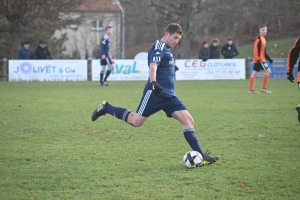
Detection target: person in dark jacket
<box><xmin>33</xmin><ymin>40</ymin><xmax>52</xmax><ymax>59</ymax></box>
<box><xmin>198</xmin><ymin>42</ymin><xmax>210</xmax><ymax>61</ymax></box>
<box><xmin>17</xmin><ymin>41</ymin><xmax>33</xmax><ymax>59</ymax></box>
<box><xmin>221</xmin><ymin>38</ymin><xmax>239</xmax><ymax>58</ymax></box>
<box><xmin>209</xmin><ymin>38</ymin><xmax>220</xmax><ymax>59</ymax></box>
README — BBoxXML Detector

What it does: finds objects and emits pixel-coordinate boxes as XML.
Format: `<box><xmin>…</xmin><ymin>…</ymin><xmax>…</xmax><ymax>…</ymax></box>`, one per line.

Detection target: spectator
<box><xmin>17</xmin><ymin>41</ymin><xmax>33</xmax><ymax>59</ymax></box>
<box><xmin>209</xmin><ymin>38</ymin><xmax>220</xmax><ymax>59</ymax></box>
<box><xmin>33</xmin><ymin>40</ymin><xmax>52</xmax><ymax>59</ymax></box>
<box><xmin>198</xmin><ymin>42</ymin><xmax>210</xmax><ymax>61</ymax></box>
<box><xmin>221</xmin><ymin>38</ymin><xmax>239</xmax><ymax>58</ymax></box>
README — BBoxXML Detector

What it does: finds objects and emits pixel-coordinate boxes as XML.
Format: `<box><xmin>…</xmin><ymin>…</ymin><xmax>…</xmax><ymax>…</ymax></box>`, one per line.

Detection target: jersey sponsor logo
<box><xmin>169</xmin><ymin>59</ymin><xmax>175</xmax><ymax>66</ymax></box>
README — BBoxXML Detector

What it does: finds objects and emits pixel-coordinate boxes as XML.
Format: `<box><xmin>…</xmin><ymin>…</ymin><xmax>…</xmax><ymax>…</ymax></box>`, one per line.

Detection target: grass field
<box><xmin>1</xmin><ymin>80</ymin><xmax>300</xmax><ymax>200</ymax></box>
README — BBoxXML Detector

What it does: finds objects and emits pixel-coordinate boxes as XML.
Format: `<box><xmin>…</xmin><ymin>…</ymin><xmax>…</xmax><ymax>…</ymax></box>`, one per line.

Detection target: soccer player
<box><xmin>249</xmin><ymin>25</ymin><xmax>273</xmax><ymax>93</ymax></box>
<box><xmin>286</xmin><ymin>38</ymin><xmax>300</xmax><ymax>88</ymax></box>
<box><xmin>286</xmin><ymin>38</ymin><xmax>300</xmax><ymax>122</ymax></box>
<box><xmin>99</xmin><ymin>26</ymin><xmax>114</xmax><ymax>86</ymax></box>
<box><xmin>91</xmin><ymin>23</ymin><xmax>219</xmax><ymax>165</ymax></box>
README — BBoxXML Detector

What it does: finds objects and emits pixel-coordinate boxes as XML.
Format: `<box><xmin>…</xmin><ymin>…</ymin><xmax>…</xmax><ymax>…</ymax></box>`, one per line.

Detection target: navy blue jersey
<box><xmin>99</xmin><ymin>34</ymin><xmax>110</xmax><ymax>57</ymax></box>
<box><xmin>145</xmin><ymin>40</ymin><xmax>176</xmax><ymax>96</ymax></box>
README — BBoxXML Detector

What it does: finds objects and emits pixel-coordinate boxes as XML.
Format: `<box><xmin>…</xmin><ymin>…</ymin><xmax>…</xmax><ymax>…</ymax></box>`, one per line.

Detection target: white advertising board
<box><xmin>175</xmin><ymin>59</ymin><xmax>245</xmax><ymax>80</ymax></box>
<box><xmin>9</xmin><ymin>60</ymin><xmax>87</xmax><ymax>81</ymax></box>
<box><xmin>92</xmin><ymin>59</ymin><xmax>149</xmax><ymax>81</ymax></box>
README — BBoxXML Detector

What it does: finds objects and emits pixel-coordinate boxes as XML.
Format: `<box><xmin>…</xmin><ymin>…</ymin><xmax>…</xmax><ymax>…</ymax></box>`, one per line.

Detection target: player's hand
<box><xmin>150</xmin><ymin>81</ymin><xmax>163</xmax><ymax>96</ymax></box>
<box><xmin>175</xmin><ymin>66</ymin><xmax>179</xmax><ymax>71</ymax></box>
<box><xmin>203</xmin><ymin>58</ymin><xmax>208</xmax><ymax>62</ymax></box>
<box><xmin>287</xmin><ymin>72</ymin><xmax>294</xmax><ymax>82</ymax></box>
<box><xmin>101</xmin><ymin>55</ymin><xmax>106</xmax><ymax>59</ymax></box>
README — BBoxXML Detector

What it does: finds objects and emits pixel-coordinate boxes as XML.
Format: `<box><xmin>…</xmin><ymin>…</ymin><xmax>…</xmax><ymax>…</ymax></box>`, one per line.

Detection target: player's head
<box><xmin>259</xmin><ymin>25</ymin><xmax>267</xmax><ymax>36</ymax></box>
<box><xmin>162</xmin><ymin>23</ymin><xmax>183</xmax><ymax>48</ymax></box>
<box><xmin>106</xmin><ymin>26</ymin><xmax>113</xmax><ymax>36</ymax></box>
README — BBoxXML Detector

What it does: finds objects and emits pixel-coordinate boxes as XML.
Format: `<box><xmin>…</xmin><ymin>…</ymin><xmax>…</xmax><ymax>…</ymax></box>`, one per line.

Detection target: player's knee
<box><xmin>127</xmin><ymin>113</ymin><xmax>145</xmax><ymax>127</ymax></box>
<box><xmin>187</xmin><ymin>116</ymin><xmax>194</xmax><ymax>127</ymax></box>
<box><xmin>190</xmin><ymin>117</ymin><xmax>194</xmax><ymax>126</ymax></box>
<box><xmin>182</xmin><ymin>116</ymin><xmax>194</xmax><ymax>128</ymax></box>
<box><xmin>131</xmin><ymin>121</ymin><xmax>144</xmax><ymax>127</ymax></box>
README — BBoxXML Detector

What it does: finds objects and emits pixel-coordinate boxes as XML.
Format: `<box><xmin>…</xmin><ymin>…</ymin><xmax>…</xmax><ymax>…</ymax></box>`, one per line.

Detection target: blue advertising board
<box><xmin>250</xmin><ymin>58</ymin><xmax>299</xmax><ymax>79</ymax></box>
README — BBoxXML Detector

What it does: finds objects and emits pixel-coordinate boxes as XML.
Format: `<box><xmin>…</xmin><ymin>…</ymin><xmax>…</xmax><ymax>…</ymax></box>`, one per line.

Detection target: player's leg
<box><xmin>297</xmin><ymin>59</ymin><xmax>300</xmax><ymax>88</ymax></box>
<box><xmin>261</xmin><ymin>67</ymin><xmax>272</xmax><ymax>93</ymax></box>
<box><xmin>249</xmin><ymin>65</ymin><xmax>259</xmax><ymax>93</ymax></box>
<box><xmin>165</xmin><ymin>97</ymin><xmax>219</xmax><ymax>164</ymax></box>
<box><xmin>296</xmin><ymin>104</ymin><xmax>300</xmax><ymax>122</ymax></box>
<box><xmin>100</xmin><ymin>59</ymin><xmax>106</xmax><ymax>86</ymax></box>
<box><xmin>91</xmin><ymin>89</ymin><xmax>164</xmax><ymax>126</ymax></box>
<box><xmin>91</xmin><ymin>100</ymin><xmax>147</xmax><ymax>127</ymax></box>
<box><xmin>103</xmin><ymin>57</ymin><xmax>113</xmax><ymax>86</ymax></box>
<box><xmin>171</xmin><ymin>110</ymin><xmax>219</xmax><ymax>164</ymax></box>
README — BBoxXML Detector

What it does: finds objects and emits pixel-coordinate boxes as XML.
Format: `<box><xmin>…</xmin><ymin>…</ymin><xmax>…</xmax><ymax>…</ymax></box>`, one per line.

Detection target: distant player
<box><xmin>99</xmin><ymin>26</ymin><xmax>114</xmax><ymax>86</ymax></box>
<box><xmin>286</xmin><ymin>38</ymin><xmax>300</xmax><ymax>122</ymax></box>
<box><xmin>91</xmin><ymin>23</ymin><xmax>219</xmax><ymax>165</ymax></box>
<box><xmin>249</xmin><ymin>25</ymin><xmax>273</xmax><ymax>93</ymax></box>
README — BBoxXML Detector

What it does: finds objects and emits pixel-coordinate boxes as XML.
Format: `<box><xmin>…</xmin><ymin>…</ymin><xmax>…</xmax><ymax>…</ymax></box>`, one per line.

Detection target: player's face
<box><xmin>165</xmin><ymin>32</ymin><xmax>182</xmax><ymax>48</ymax></box>
<box><xmin>260</xmin><ymin>27</ymin><xmax>267</xmax><ymax>36</ymax></box>
<box><xmin>106</xmin><ymin>28</ymin><xmax>113</xmax><ymax>36</ymax></box>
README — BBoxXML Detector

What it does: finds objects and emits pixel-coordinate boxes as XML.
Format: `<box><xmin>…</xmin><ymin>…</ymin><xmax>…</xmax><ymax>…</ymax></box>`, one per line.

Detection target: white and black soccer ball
<box><xmin>183</xmin><ymin>151</ymin><xmax>203</xmax><ymax>168</ymax></box>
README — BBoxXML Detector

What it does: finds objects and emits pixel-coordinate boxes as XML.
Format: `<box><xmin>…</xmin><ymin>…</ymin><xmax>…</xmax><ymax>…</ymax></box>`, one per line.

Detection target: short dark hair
<box><xmin>203</xmin><ymin>41</ymin><xmax>208</xmax><ymax>45</ymax></box>
<box><xmin>227</xmin><ymin>38</ymin><xmax>232</xmax><ymax>41</ymax></box>
<box><xmin>106</xmin><ymin>26</ymin><xmax>112</xmax><ymax>30</ymax></box>
<box><xmin>165</xmin><ymin>23</ymin><xmax>183</xmax><ymax>36</ymax></box>
<box><xmin>259</xmin><ymin>25</ymin><xmax>267</xmax><ymax>29</ymax></box>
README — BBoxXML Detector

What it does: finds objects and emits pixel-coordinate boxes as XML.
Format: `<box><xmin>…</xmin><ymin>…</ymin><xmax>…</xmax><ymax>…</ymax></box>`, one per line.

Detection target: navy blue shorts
<box><xmin>136</xmin><ymin>90</ymin><xmax>187</xmax><ymax>117</ymax></box>
<box><xmin>101</xmin><ymin>56</ymin><xmax>112</xmax><ymax>66</ymax></box>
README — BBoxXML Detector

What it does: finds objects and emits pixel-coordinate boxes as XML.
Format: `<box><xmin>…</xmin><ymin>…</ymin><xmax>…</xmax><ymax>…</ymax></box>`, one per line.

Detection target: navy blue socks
<box><xmin>100</xmin><ymin>71</ymin><xmax>104</xmax><ymax>83</ymax></box>
<box><xmin>104</xmin><ymin>70</ymin><xmax>111</xmax><ymax>81</ymax></box>
<box><xmin>183</xmin><ymin>128</ymin><xmax>204</xmax><ymax>155</ymax></box>
<box><xmin>106</xmin><ymin>104</ymin><xmax>131</xmax><ymax>122</ymax></box>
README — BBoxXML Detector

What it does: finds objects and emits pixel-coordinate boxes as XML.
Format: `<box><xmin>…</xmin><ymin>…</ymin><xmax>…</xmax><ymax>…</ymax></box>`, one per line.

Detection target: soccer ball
<box><xmin>183</xmin><ymin>151</ymin><xmax>203</xmax><ymax>168</ymax></box>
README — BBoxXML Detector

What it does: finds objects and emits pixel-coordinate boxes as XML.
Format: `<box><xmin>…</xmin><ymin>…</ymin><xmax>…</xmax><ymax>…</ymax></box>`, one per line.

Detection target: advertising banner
<box><xmin>9</xmin><ymin>60</ymin><xmax>87</xmax><ymax>81</ymax></box>
<box><xmin>175</xmin><ymin>59</ymin><xmax>246</xmax><ymax>80</ymax></box>
<box><xmin>250</xmin><ymin>58</ymin><xmax>298</xmax><ymax>79</ymax></box>
<box><xmin>92</xmin><ymin>59</ymin><xmax>149</xmax><ymax>81</ymax></box>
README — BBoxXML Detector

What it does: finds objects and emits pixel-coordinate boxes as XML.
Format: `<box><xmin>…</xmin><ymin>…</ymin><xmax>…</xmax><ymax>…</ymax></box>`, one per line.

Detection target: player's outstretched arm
<box><xmin>149</xmin><ymin>63</ymin><xmax>163</xmax><ymax>96</ymax></box>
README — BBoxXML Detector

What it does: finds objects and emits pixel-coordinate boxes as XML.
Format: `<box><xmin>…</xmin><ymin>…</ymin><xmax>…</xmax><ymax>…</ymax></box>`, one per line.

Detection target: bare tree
<box><xmin>121</xmin><ymin>0</ymin><xmax>300</xmax><ymax>58</ymax></box>
<box><xmin>0</xmin><ymin>0</ymin><xmax>84</xmax><ymax>59</ymax></box>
